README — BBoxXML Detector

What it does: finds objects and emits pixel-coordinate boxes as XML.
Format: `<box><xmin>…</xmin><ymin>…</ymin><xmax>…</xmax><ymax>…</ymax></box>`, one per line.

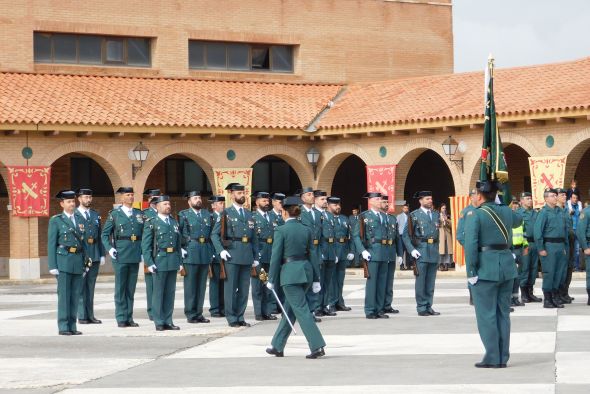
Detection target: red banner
<box><xmin>7</xmin><ymin>166</ymin><xmax>51</xmax><ymax>216</ymax></box>
<box><xmin>366</xmin><ymin>165</ymin><xmax>397</xmax><ymax>212</ymax></box>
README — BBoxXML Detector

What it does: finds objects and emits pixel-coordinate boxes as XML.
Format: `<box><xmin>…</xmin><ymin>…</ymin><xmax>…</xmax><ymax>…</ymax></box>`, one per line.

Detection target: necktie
<box><xmin>196</xmin><ymin>210</ymin><xmax>201</xmax><ymax>219</ymax></box>
<box><xmin>264</xmin><ymin>213</ymin><xmax>269</xmax><ymax>223</ymax></box>
<box><xmin>239</xmin><ymin>208</ymin><xmax>245</xmax><ymax>220</ymax></box>
<box><xmin>84</xmin><ymin>211</ymin><xmax>90</xmax><ymax>221</ymax></box>
<box><xmin>310</xmin><ymin>209</ymin><xmax>315</xmax><ymax>221</ymax></box>
<box><xmin>429</xmin><ymin>211</ymin><xmax>432</xmax><ymax>221</ymax></box>
<box><xmin>165</xmin><ymin>217</ymin><xmax>170</xmax><ymax>225</ymax></box>
<box><xmin>70</xmin><ymin>215</ymin><xmax>76</xmax><ymax>227</ymax></box>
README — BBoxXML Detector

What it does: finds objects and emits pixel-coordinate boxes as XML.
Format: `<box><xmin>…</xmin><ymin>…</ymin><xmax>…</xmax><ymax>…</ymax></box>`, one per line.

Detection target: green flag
<box><xmin>480</xmin><ymin>56</ymin><xmax>511</xmax><ymax>204</ymax></box>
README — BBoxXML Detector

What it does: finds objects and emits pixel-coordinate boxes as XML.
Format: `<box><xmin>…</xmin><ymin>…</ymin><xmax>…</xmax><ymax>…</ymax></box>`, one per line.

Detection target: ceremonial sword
<box><xmin>259</xmin><ymin>268</ymin><xmax>297</xmax><ymax>335</ymax></box>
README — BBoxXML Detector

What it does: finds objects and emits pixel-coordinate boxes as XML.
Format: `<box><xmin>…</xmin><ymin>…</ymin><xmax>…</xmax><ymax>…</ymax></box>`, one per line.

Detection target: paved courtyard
<box><xmin>1</xmin><ymin>272</ymin><xmax>589</xmax><ymax>394</ymax></box>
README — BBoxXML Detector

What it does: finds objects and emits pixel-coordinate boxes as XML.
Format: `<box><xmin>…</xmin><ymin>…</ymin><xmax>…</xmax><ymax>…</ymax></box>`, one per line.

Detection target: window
<box><xmin>188</xmin><ymin>40</ymin><xmax>294</xmax><ymax>73</ymax></box>
<box><xmin>165</xmin><ymin>159</ymin><xmax>212</xmax><ymax>196</ymax></box>
<box><xmin>252</xmin><ymin>156</ymin><xmax>301</xmax><ymax>195</ymax></box>
<box><xmin>34</xmin><ymin>32</ymin><xmax>151</xmax><ymax>67</ymax></box>
<box><xmin>70</xmin><ymin>158</ymin><xmax>112</xmax><ymax>196</ymax></box>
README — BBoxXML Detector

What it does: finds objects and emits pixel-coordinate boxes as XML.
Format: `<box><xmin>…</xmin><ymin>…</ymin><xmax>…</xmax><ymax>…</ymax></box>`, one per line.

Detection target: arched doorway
<box><xmin>331</xmin><ymin>154</ymin><xmax>367</xmax><ymax>215</ymax></box>
<box><xmin>0</xmin><ymin>170</ymin><xmax>9</xmax><ymax>277</ymax></box>
<box><xmin>403</xmin><ymin>150</ymin><xmax>455</xmax><ymax>211</ymax></box>
<box><xmin>252</xmin><ymin>155</ymin><xmax>302</xmax><ymax>196</ymax></box>
<box><xmin>572</xmin><ymin>145</ymin><xmax>590</xmax><ymax>204</ymax></box>
<box><xmin>144</xmin><ymin>154</ymin><xmax>212</xmax><ymax>215</ymax></box>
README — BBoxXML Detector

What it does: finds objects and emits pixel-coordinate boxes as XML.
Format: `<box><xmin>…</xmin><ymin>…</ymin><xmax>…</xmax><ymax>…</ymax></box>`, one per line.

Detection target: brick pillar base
<box><xmin>9</xmin><ymin>215</ymin><xmax>40</xmax><ymax>280</ymax></box>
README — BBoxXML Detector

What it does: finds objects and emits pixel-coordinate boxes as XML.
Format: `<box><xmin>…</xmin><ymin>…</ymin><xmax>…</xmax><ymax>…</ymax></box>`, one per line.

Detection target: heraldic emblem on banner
<box><xmin>7</xmin><ymin>166</ymin><xmax>51</xmax><ymax>216</ymax></box>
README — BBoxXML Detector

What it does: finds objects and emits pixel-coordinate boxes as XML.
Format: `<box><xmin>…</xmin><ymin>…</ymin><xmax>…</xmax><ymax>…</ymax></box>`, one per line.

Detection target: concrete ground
<box><xmin>1</xmin><ymin>270</ymin><xmax>589</xmax><ymax>394</ymax></box>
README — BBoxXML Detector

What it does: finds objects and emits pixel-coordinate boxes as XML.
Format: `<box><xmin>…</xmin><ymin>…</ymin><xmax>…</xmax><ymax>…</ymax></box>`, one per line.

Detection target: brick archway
<box><xmin>316</xmin><ymin>143</ymin><xmax>372</xmax><ymax>191</ymax></box>
<box><xmin>564</xmin><ymin>126</ymin><xmax>590</xmax><ymax>199</ymax></box>
<box><xmin>244</xmin><ymin>144</ymin><xmax>313</xmax><ymax>188</ymax></box>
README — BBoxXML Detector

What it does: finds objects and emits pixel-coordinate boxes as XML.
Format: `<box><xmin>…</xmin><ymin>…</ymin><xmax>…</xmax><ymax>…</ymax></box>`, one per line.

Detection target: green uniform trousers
<box><xmin>145</xmin><ymin>272</ymin><xmax>154</xmax><ymax>320</ymax></box>
<box><xmin>519</xmin><ymin>244</ymin><xmax>539</xmax><ymax>287</ymax></box>
<box><xmin>224</xmin><ymin>263</ymin><xmax>250</xmax><ymax>325</ymax></box>
<box><xmin>471</xmin><ymin>279</ymin><xmax>513</xmax><ymax>365</ymax></box>
<box><xmin>364</xmin><ymin>261</ymin><xmax>387</xmax><ymax>316</ymax></box>
<box><xmin>78</xmin><ymin>261</ymin><xmax>100</xmax><ymax>320</ymax></box>
<box><xmin>152</xmin><ymin>270</ymin><xmax>177</xmax><ymax>326</ymax></box>
<box><xmin>183</xmin><ymin>264</ymin><xmax>209</xmax><ymax>320</ymax></box>
<box><xmin>113</xmin><ymin>262</ymin><xmax>139</xmax><ymax>323</ymax></box>
<box><xmin>319</xmin><ymin>260</ymin><xmax>336</xmax><ymax>310</ymax></box>
<box><xmin>383</xmin><ymin>260</ymin><xmax>396</xmax><ymax>310</ymax></box>
<box><xmin>208</xmin><ymin>264</ymin><xmax>225</xmax><ymax>315</ymax></box>
<box><xmin>328</xmin><ymin>259</ymin><xmax>347</xmax><ymax>307</ymax></box>
<box><xmin>540</xmin><ymin>243</ymin><xmax>567</xmax><ymax>291</ymax></box>
<box><xmin>513</xmin><ymin>249</ymin><xmax>523</xmax><ymax>296</ymax></box>
<box><xmin>415</xmin><ymin>261</ymin><xmax>438</xmax><ymax>313</ymax></box>
<box><xmin>585</xmin><ymin>255</ymin><xmax>590</xmax><ymax>289</ymax></box>
<box><xmin>271</xmin><ymin>282</ymin><xmax>326</xmax><ymax>352</ymax></box>
<box><xmin>57</xmin><ymin>271</ymin><xmax>83</xmax><ymax>332</ymax></box>
<box><xmin>251</xmin><ymin>263</ymin><xmax>273</xmax><ymax>317</ymax></box>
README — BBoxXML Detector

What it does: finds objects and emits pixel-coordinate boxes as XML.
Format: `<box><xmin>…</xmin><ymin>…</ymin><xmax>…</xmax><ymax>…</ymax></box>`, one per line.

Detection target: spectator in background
<box><xmin>397</xmin><ymin>204</ymin><xmax>410</xmax><ymax>270</ymax></box>
<box><xmin>438</xmin><ymin>203</ymin><xmax>453</xmax><ymax>271</ymax></box>
<box><xmin>566</xmin><ymin>179</ymin><xmax>580</xmax><ymax>201</ymax></box>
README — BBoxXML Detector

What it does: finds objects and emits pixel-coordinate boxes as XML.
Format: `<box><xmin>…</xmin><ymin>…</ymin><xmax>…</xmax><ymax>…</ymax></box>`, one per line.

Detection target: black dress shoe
<box><xmin>188</xmin><ymin>317</ymin><xmax>210</xmax><ymax>323</ymax></box>
<box><xmin>117</xmin><ymin>322</ymin><xmax>129</xmax><ymax>328</ymax></box>
<box><xmin>155</xmin><ymin>325</ymin><xmax>165</xmax><ymax>331</ymax></box>
<box><xmin>427</xmin><ymin>309</ymin><xmax>440</xmax><ymax>316</ymax></box>
<box><xmin>306</xmin><ymin>348</ymin><xmax>325</xmax><ymax>359</ymax></box>
<box><xmin>58</xmin><ymin>331</ymin><xmax>72</xmax><ymax>336</ymax></box>
<box><xmin>418</xmin><ymin>311</ymin><xmax>430</xmax><ymax>316</ymax></box>
<box><xmin>377</xmin><ymin>313</ymin><xmax>389</xmax><ymax>319</ymax></box>
<box><xmin>71</xmin><ymin>331</ymin><xmax>83</xmax><ymax>335</ymax></box>
<box><xmin>323</xmin><ymin>308</ymin><xmax>337</xmax><ymax>317</ymax></box>
<box><xmin>265</xmin><ymin>347</ymin><xmax>284</xmax><ymax>357</ymax></box>
<box><xmin>498</xmin><ymin>364</ymin><xmax>507</xmax><ymax>368</ymax></box>
<box><xmin>366</xmin><ymin>314</ymin><xmax>378</xmax><ymax>319</ymax></box>
<box><xmin>314</xmin><ymin>316</ymin><xmax>322</xmax><ymax>323</ymax></box>
<box><xmin>149</xmin><ymin>316</ymin><xmax>154</xmax><ymax>321</ymax></box>
<box><xmin>89</xmin><ymin>318</ymin><xmax>102</xmax><ymax>324</ymax></box>
<box><xmin>475</xmin><ymin>362</ymin><xmax>499</xmax><ymax>368</ymax></box>
<box><xmin>229</xmin><ymin>322</ymin><xmax>241</xmax><ymax>328</ymax></box>
<box><xmin>335</xmin><ymin>304</ymin><xmax>351</xmax><ymax>311</ymax></box>
<box><xmin>163</xmin><ymin>324</ymin><xmax>180</xmax><ymax>330</ymax></box>
<box><xmin>78</xmin><ymin>319</ymin><xmax>91</xmax><ymax>324</ymax></box>
<box><xmin>383</xmin><ymin>307</ymin><xmax>399</xmax><ymax>314</ymax></box>
<box><xmin>127</xmin><ymin>321</ymin><xmax>139</xmax><ymax>327</ymax></box>
<box><xmin>255</xmin><ymin>315</ymin><xmax>264</xmax><ymax>321</ymax></box>
<box><xmin>211</xmin><ymin>313</ymin><xmax>224</xmax><ymax>318</ymax></box>
<box><xmin>238</xmin><ymin>321</ymin><xmax>251</xmax><ymax>327</ymax></box>
<box><xmin>509</xmin><ymin>307</ymin><xmax>515</xmax><ymax>312</ymax></box>
<box><xmin>263</xmin><ymin>314</ymin><xmax>277</xmax><ymax>321</ymax></box>
<box><xmin>314</xmin><ymin>310</ymin><xmax>325</xmax><ymax>317</ymax></box>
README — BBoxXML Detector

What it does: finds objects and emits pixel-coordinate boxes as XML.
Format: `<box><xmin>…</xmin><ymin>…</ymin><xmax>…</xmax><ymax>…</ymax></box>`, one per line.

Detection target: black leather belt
<box><xmin>544</xmin><ymin>237</ymin><xmax>565</xmax><ymax>243</ymax></box>
<box><xmin>283</xmin><ymin>255</ymin><xmax>308</xmax><ymax>263</ymax></box>
<box><xmin>118</xmin><ymin>235</ymin><xmax>141</xmax><ymax>241</ymax></box>
<box><xmin>227</xmin><ymin>237</ymin><xmax>251</xmax><ymax>243</ymax></box>
<box><xmin>258</xmin><ymin>237</ymin><xmax>273</xmax><ymax>244</ymax></box>
<box><xmin>370</xmin><ymin>238</ymin><xmax>388</xmax><ymax>245</ymax></box>
<box><xmin>190</xmin><ymin>237</ymin><xmax>210</xmax><ymax>243</ymax></box>
<box><xmin>417</xmin><ymin>237</ymin><xmax>438</xmax><ymax>244</ymax></box>
<box><xmin>337</xmin><ymin>238</ymin><xmax>347</xmax><ymax>243</ymax></box>
<box><xmin>59</xmin><ymin>245</ymin><xmax>82</xmax><ymax>254</ymax></box>
<box><xmin>159</xmin><ymin>247</ymin><xmax>176</xmax><ymax>253</ymax></box>
<box><xmin>478</xmin><ymin>244</ymin><xmax>509</xmax><ymax>252</ymax></box>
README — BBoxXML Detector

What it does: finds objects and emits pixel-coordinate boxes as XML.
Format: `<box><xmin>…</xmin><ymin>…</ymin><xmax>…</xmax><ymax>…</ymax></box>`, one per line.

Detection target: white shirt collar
<box><xmin>285</xmin><ymin>217</ymin><xmax>296</xmax><ymax>222</ymax></box>
<box><xmin>77</xmin><ymin>206</ymin><xmax>89</xmax><ymax>215</ymax></box>
<box><xmin>273</xmin><ymin>209</ymin><xmax>281</xmax><ymax>216</ymax></box>
<box><xmin>314</xmin><ymin>206</ymin><xmax>324</xmax><ymax>212</ymax></box>
<box><xmin>420</xmin><ymin>207</ymin><xmax>431</xmax><ymax>215</ymax></box>
<box><xmin>257</xmin><ymin>208</ymin><xmax>268</xmax><ymax>216</ymax></box>
<box><xmin>191</xmin><ymin>207</ymin><xmax>202</xmax><ymax>215</ymax></box>
<box><xmin>63</xmin><ymin>210</ymin><xmax>75</xmax><ymax>219</ymax></box>
<box><xmin>303</xmin><ymin>205</ymin><xmax>313</xmax><ymax>212</ymax></box>
<box><xmin>370</xmin><ymin>208</ymin><xmax>381</xmax><ymax>215</ymax></box>
<box><xmin>233</xmin><ymin>203</ymin><xmax>244</xmax><ymax>211</ymax></box>
<box><xmin>158</xmin><ymin>213</ymin><xmax>170</xmax><ymax>222</ymax></box>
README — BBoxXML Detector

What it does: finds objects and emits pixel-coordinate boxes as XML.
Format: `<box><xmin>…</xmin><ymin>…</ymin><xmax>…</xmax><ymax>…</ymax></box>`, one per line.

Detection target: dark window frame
<box><xmin>70</xmin><ymin>157</ymin><xmax>113</xmax><ymax>197</ymax></box>
<box><xmin>165</xmin><ymin>158</ymin><xmax>212</xmax><ymax>196</ymax></box>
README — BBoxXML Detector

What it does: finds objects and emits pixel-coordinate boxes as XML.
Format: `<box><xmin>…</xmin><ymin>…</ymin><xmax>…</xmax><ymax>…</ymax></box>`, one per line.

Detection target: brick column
<box><xmin>9</xmin><ymin>215</ymin><xmax>40</xmax><ymax>280</ymax></box>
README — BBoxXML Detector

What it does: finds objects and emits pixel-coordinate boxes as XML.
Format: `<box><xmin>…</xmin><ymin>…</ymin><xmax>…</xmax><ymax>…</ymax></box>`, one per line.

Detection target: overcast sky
<box><xmin>453</xmin><ymin>0</ymin><xmax>590</xmax><ymax>72</ymax></box>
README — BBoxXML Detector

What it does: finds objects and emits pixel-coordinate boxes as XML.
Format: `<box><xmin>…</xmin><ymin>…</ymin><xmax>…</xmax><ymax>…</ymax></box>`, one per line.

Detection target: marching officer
<box><xmin>211</xmin><ymin>183</ymin><xmax>258</xmax><ymax>327</ymax></box>
<box><xmin>352</xmin><ymin>192</ymin><xmax>389</xmax><ymax>319</ymax></box>
<box><xmin>533</xmin><ymin>188</ymin><xmax>568</xmax><ymax>308</ymax></box>
<box><xmin>402</xmin><ymin>191</ymin><xmax>441</xmax><ymax>316</ymax></box>
<box><xmin>464</xmin><ymin>180</ymin><xmax>521</xmax><ymax>368</ymax></box>
<box><xmin>48</xmin><ymin>190</ymin><xmax>87</xmax><ymax>335</ymax></box>
<box><xmin>315</xmin><ymin>190</ymin><xmax>338</xmax><ymax>317</ymax></box>
<box><xmin>142</xmin><ymin>188</ymin><xmax>161</xmax><ymax>321</ymax></box>
<box><xmin>142</xmin><ymin>195</ymin><xmax>182</xmax><ymax>331</ymax></box>
<box><xmin>299</xmin><ymin>187</ymin><xmax>323</xmax><ymax>321</ymax></box>
<box><xmin>208</xmin><ymin>195</ymin><xmax>226</xmax><ymax>317</ymax></box>
<box><xmin>327</xmin><ymin>196</ymin><xmax>354</xmax><ymax>312</ymax></box>
<box><xmin>265</xmin><ymin>195</ymin><xmax>326</xmax><ymax>359</ymax></box>
<box><xmin>575</xmin><ymin>201</ymin><xmax>590</xmax><ymax>305</ymax></box>
<box><xmin>269</xmin><ymin>192</ymin><xmax>286</xmax><ymax>312</ymax></box>
<box><xmin>381</xmin><ymin>195</ymin><xmax>402</xmax><ymax>315</ymax></box>
<box><xmin>516</xmin><ymin>192</ymin><xmax>543</xmax><ymax>303</ymax></box>
<box><xmin>75</xmin><ymin>188</ymin><xmax>105</xmax><ymax>324</ymax></box>
<box><xmin>178</xmin><ymin>190</ymin><xmax>213</xmax><ymax>324</ymax></box>
<box><xmin>251</xmin><ymin>191</ymin><xmax>278</xmax><ymax>321</ymax></box>
<box><xmin>101</xmin><ymin>187</ymin><xmax>143</xmax><ymax>327</ymax></box>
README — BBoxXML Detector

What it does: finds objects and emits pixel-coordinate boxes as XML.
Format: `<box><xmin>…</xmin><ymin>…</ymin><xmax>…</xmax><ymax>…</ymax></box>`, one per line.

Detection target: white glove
<box><xmin>252</xmin><ymin>260</ymin><xmax>260</xmax><ymax>267</ymax></box>
<box><xmin>109</xmin><ymin>248</ymin><xmax>117</xmax><ymax>259</ymax></box>
<box><xmin>220</xmin><ymin>250</ymin><xmax>231</xmax><ymax>261</ymax></box>
<box><xmin>100</xmin><ymin>256</ymin><xmax>106</xmax><ymax>266</ymax></box>
<box><xmin>512</xmin><ymin>253</ymin><xmax>516</xmax><ymax>260</ymax></box>
<box><xmin>179</xmin><ymin>265</ymin><xmax>184</xmax><ymax>271</ymax></box>
<box><xmin>266</xmin><ymin>282</ymin><xmax>274</xmax><ymax>290</ymax></box>
<box><xmin>361</xmin><ymin>250</ymin><xmax>371</xmax><ymax>260</ymax></box>
<box><xmin>335</xmin><ymin>256</ymin><xmax>339</xmax><ymax>264</ymax></box>
<box><xmin>396</xmin><ymin>256</ymin><xmax>403</xmax><ymax>265</ymax></box>
<box><xmin>321</xmin><ymin>254</ymin><xmax>325</xmax><ymax>260</ymax></box>
<box><xmin>347</xmin><ymin>253</ymin><xmax>354</xmax><ymax>261</ymax></box>
<box><xmin>468</xmin><ymin>276</ymin><xmax>479</xmax><ymax>285</ymax></box>
<box><xmin>49</xmin><ymin>269</ymin><xmax>59</xmax><ymax>276</ymax></box>
<box><xmin>148</xmin><ymin>265</ymin><xmax>157</xmax><ymax>273</ymax></box>
<box><xmin>312</xmin><ymin>282</ymin><xmax>321</xmax><ymax>293</ymax></box>
<box><xmin>411</xmin><ymin>250</ymin><xmax>421</xmax><ymax>259</ymax></box>
<box><xmin>181</xmin><ymin>249</ymin><xmax>188</xmax><ymax>258</ymax></box>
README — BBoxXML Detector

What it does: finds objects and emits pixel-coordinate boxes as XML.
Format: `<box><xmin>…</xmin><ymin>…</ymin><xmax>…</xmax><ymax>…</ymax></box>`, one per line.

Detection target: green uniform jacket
<box><xmin>253</xmin><ymin>210</ymin><xmax>275</xmax><ymax>264</ymax></box>
<box><xmin>268</xmin><ymin>219</ymin><xmax>317</xmax><ymax>286</ymax></box>
<box><xmin>385</xmin><ymin>213</ymin><xmax>401</xmax><ymax>262</ymax></box>
<box><xmin>210</xmin><ymin>211</ymin><xmax>222</xmax><ymax>263</ymax></box>
<box><xmin>576</xmin><ymin>207</ymin><xmax>590</xmax><ymax>249</ymax></box>
<box><xmin>211</xmin><ymin>205</ymin><xmax>258</xmax><ymax>265</ymax></box>
<box><xmin>464</xmin><ymin>202</ymin><xmax>520</xmax><ymax>281</ymax></box>
<box><xmin>333</xmin><ymin>215</ymin><xmax>351</xmax><ymax>261</ymax></box>
<box><xmin>299</xmin><ymin>206</ymin><xmax>322</xmax><ymax>267</ymax></box>
<box><xmin>143</xmin><ymin>207</ymin><xmax>158</xmax><ymax>220</ymax></box>
<box><xmin>402</xmin><ymin>209</ymin><xmax>440</xmax><ymax>263</ymax></box>
<box><xmin>270</xmin><ymin>210</ymin><xmax>285</xmax><ymax>227</ymax></box>
<box><xmin>48</xmin><ymin>213</ymin><xmax>86</xmax><ymax>274</ymax></box>
<box><xmin>178</xmin><ymin>208</ymin><xmax>214</xmax><ymax>265</ymax></box>
<box><xmin>533</xmin><ymin>204</ymin><xmax>568</xmax><ymax>252</ymax></box>
<box><xmin>352</xmin><ymin>210</ymin><xmax>388</xmax><ymax>262</ymax></box>
<box><xmin>456</xmin><ymin>205</ymin><xmax>476</xmax><ymax>246</ymax></box>
<box><xmin>74</xmin><ymin>208</ymin><xmax>104</xmax><ymax>262</ymax></box>
<box><xmin>319</xmin><ymin>210</ymin><xmax>337</xmax><ymax>261</ymax></box>
<box><xmin>101</xmin><ymin>207</ymin><xmax>144</xmax><ymax>264</ymax></box>
<box><xmin>142</xmin><ymin>216</ymin><xmax>182</xmax><ymax>271</ymax></box>
<box><xmin>515</xmin><ymin>206</ymin><xmax>536</xmax><ymax>243</ymax></box>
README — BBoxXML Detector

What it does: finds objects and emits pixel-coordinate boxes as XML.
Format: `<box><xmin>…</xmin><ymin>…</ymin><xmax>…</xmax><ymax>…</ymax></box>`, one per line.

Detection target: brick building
<box><xmin>1</xmin><ymin>0</ymin><xmax>589</xmax><ymax>280</ymax></box>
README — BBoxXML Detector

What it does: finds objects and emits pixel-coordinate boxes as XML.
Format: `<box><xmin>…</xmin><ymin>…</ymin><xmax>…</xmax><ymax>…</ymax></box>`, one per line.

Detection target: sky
<box><xmin>453</xmin><ymin>0</ymin><xmax>590</xmax><ymax>72</ymax></box>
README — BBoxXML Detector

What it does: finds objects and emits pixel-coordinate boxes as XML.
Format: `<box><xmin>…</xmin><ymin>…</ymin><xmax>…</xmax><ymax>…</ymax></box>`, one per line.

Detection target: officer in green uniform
<box><xmin>48</xmin><ymin>190</ymin><xmax>87</xmax><ymax>335</ymax></box>
<box><xmin>211</xmin><ymin>183</ymin><xmax>258</xmax><ymax>327</ymax></box>
<box><xmin>142</xmin><ymin>188</ymin><xmax>161</xmax><ymax>321</ymax></box>
<box><xmin>298</xmin><ymin>187</ymin><xmax>323</xmax><ymax>321</ymax></box>
<box><xmin>269</xmin><ymin>192</ymin><xmax>286</xmax><ymax>313</ymax></box>
<box><xmin>315</xmin><ymin>190</ymin><xmax>338</xmax><ymax>317</ymax></box>
<box><xmin>327</xmin><ymin>197</ymin><xmax>354</xmax><ymax>312</ymax></box>
<box><xmin>464</xmin><ymin>180</ymin><xmax>521</xmax><ymax>368</ymax></box>
<box><xmin>575</xmin><ymin>203</ymin><xmax>590</xmax><ymax>305</ymax></box>
<box><xmin>208</xmin><ymin>195</ymin><xmax>226</xmax><ymax>317</ymax></box>
<box><xmin>349</xmin><ymin>208</ymin><xmax>361</xmax><ymax>268</ymax></box>
<box><xmin>457</xmin><ymin>189</ymin><xmax>477</xmax><ymax>305</ymax></box>
<box><xmin>265</xmin><ymin>196</ymin><xmax>326</xmax><ymax>359</ymax></box>
<box><xmin>251</xmin><ymin>191</ymin><xmax>278</xmax><ymax>321</ymax></box>
<box><xmin>178</xmin><ymin>190</ymin><xmax>213</xmax><ymax>324</ymax></box>
<box><xmin>402</xmin><ymin>191</ymin><xmax>441</xmax><ymax>316</ymax></box>
<box><xmin>533</xmin><ymin>188</ymin><xmax>568</xmax><ymax>308</ymax></box>
<box><xmin>353</xmin><ymin>192</ymin><xmax>389</xmax><ymax>319</ymax></box>
<box><xmin>556</xmin><ymin>188</ymin><xmax>575</xmax><ymax>304</ymax></box>
<box><xmin>142</xmin><ymin>195</ymin><xmax>182</xmax><ymax>331</ymax></box>
<box><xmin>516</xmin><ymin>192</ymin><xmax>542</xmax><ymax>303</ymax></box>
<box><xmin>101</xmin><ymin>187</ymin><xmax>143</xmax><ymax>327</ymax></box>
<box><xmin>381</xmin><ymin>195</ymin><xmax>403</xmax><ymax>315</ymax></box>
<box><xmin>75</xmin><ymin>188</ymin><xmax>105</xmax><ymax>324</ymax></box>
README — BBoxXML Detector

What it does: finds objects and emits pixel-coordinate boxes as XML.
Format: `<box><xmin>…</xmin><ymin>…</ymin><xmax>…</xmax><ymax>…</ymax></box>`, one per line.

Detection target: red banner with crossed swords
<box><xmin>7</xmin><ymin>166</ymin><xmax>51</xmax><ymax>216</ymax></box>
<box><xmin>528</xmin><ymin>156</ymin><xmax>566</xmax><ymax>209</ymax></box>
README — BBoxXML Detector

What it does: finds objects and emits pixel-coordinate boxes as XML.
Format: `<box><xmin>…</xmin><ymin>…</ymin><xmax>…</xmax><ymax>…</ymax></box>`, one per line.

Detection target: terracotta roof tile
<box><xmin>318</xmin><ymin>57</ymin><xmax>590</xmax><ymax>129</ymax></box>
<box><xmin>0</xmin><ymin>73</ymin><xmax>341</xmax><ymax>130</ymax></box>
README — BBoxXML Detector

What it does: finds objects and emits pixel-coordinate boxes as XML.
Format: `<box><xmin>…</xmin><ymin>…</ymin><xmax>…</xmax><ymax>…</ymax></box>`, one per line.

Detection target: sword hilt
<box><xmin>258</xmin><ymin>267</ymin><xmax>269</xmax><ymax>283</ymax></box>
